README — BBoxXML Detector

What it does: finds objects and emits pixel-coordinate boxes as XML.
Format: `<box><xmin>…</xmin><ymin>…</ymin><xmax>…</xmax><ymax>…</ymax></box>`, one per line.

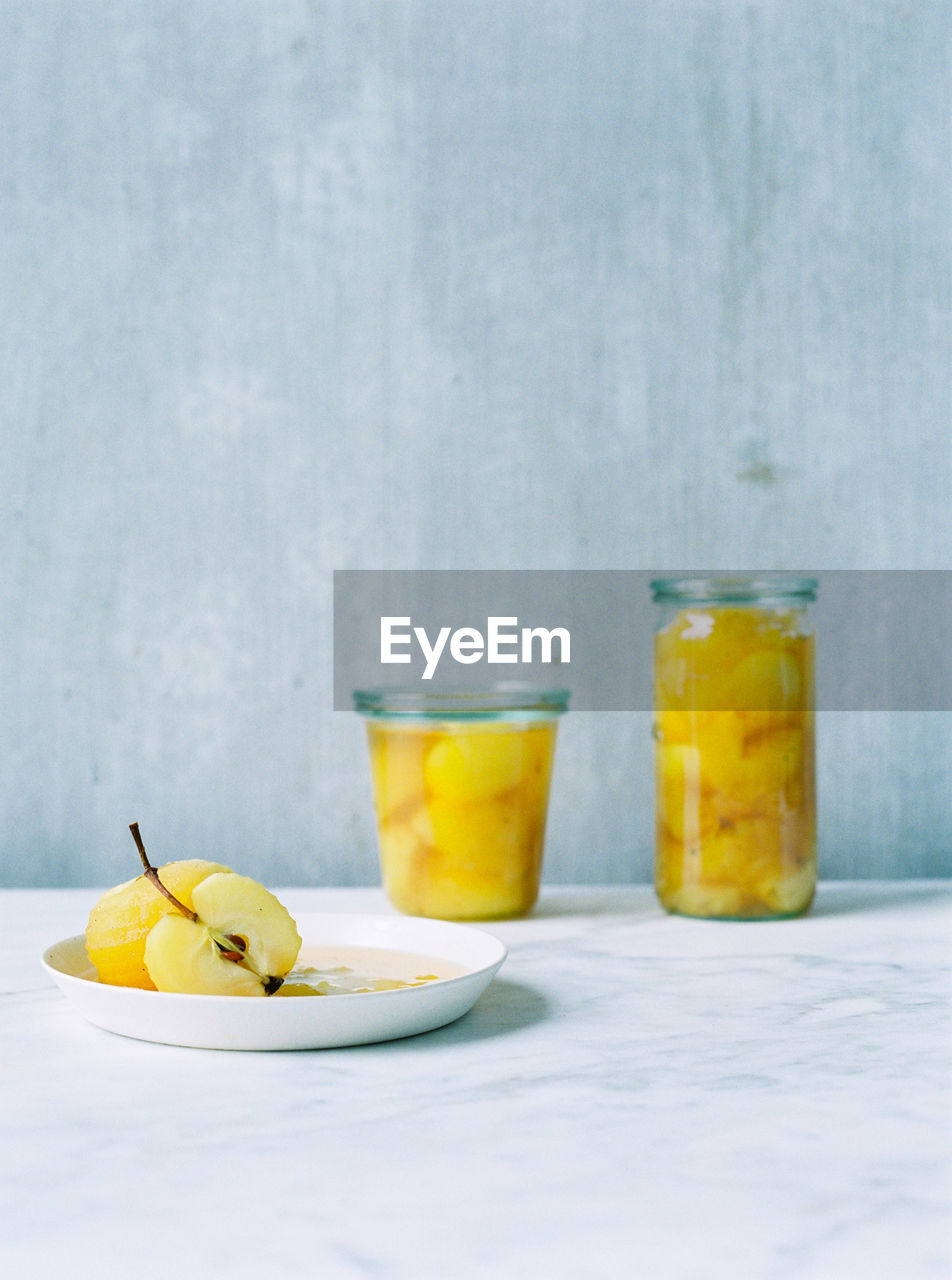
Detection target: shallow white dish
<box><xmin>42</xmin><ymin>912</ymin><xmax>507</xmax><ymax>1051</ymax></box>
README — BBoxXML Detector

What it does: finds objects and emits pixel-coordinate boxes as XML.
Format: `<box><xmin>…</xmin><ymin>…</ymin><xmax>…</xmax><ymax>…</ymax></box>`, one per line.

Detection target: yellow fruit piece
<box><xmin>367</xmin><ymin>724</ymin><xmax>436</xmax><ymax>824</ymax></box>
<box><xmin>662</xmin><ymin>863</ymin><xmax>816</xmax><ymax>918</ymax></box>
<box><xmin>656</xmin><ymin>812</ymin><xmax>815</xmax><ymax>919</ymax></box>
<box><xmin>144</xmin><ymin>915</ymin><xmax>268</xmax><ymax>996</ymax></box>
<box><xmin>702</xmin><ymin>723</ymin><xmax>804</xmax><ymax>813</ymax></box>
<box><xmin>655</xmin><ymin>608</ymin><xmax>810</xmax><ymax>712</ymax></box>
<box><xmin>424</xmin><ymin>729</ymin><xmax>529</xmax><ymax>801</ymax></box>
<box><xmin>86</xmin><ymin>859</ymin><xmax>230</xmax><ymax>989</ymax></box>
<box><xmin>692</xmin><ymin>710</ymin><xmax>749</xmax><ymax>761</ymax></box>
<box><xmin>190</xmin><ymin>871</ymin><xmax>301</xmax><ymax>977</ymax></box>
<box><xmin>657</xmin><ymin>742</ymin><xmax>713</xmax><ymax>842</ymax></box>
<box><xmin>759</xmin><ymin>860</ymin><xmax>816</xmax><ymax>915</ymax></box>
<box><xmin>379</xmin><ymin>796</ymin><xmax>544</xmax><ymax>920</ymax></box>
<box><xmin>698</xmin><ymin>817</ymin><xmax>783</xmax><ymax>884</ymax></box>
<box><xmin>419</xmin><ymin>863</ymin><xmax>536</xmax><ymax>921</ymax></box>
<box><xmin>654</xmin><ymin>710</ymin><xmax>695</xmax><ymax>744</ymax></box>
<box><xmin>428</xmin><ymin>796</ymin><xmax>544</xmax><ymax>919</ymax></box>
<box><xmin>376</xmin><ymin>809</ymin><xmax>434</xmax><ymax>916</ymax></box>
<box><xmin>143</xmin><ymin>872</ymin><xmax>302</xmax><ymax>996</ymax></box>
<box><xmin>421</xmin><ymin>795</ymin><xmax>530</xmax><ymax>867</ymax></box>
<box><xmin>654</xmin><ymin>604</ymin><xmax>816</xmax><ymax>919</ymax></box>
<box><xmin>368</xmin><ymin>721</ymin><xmax>556</xmax><ymax>919</ymax></box>
<box><xmin>665</xmin><ymin>883</ymin><xmax>749</xmax><ymax>919</ymax></box>
<box><xmin>724</xmin><ymin>649</ymin><xmax>802</xmax><ymax>712</ymax></box>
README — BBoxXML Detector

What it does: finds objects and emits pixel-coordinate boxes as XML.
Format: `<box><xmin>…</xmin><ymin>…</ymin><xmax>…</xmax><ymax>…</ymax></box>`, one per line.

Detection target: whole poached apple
<box><xmin>85</xmin><ymin>824</ymin><xmax>301</xmax><ymax>996</ymax></box>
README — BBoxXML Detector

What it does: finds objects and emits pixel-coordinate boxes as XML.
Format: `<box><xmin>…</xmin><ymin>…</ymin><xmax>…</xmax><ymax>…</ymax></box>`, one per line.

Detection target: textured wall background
<box><xmin>2</xmin><ymin>0</ymin><xmax>949</xmax><ymax>887</ymax></box>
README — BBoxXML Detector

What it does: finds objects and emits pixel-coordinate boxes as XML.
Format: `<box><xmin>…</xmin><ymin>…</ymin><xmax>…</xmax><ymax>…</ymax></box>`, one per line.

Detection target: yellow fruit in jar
<box><xmin>378</xmin><ymin>805</ymin><xmax>537</xmax><ymax>920</ymax></box>
<box><xmin>516</xmin><ymin>727</ymin><xmax>557</xmax><ymax>815</ymax></box>
<box><xmin>367</xmin><ymin>721</ymin><xmax>556</xmax><ymax>919</ymax></box>
<box><xmin>724</xmin><ymin>649</ymin><xmax>802</xmax><ymax>712</ymax></box>
<box><xmin>657</xmin><ymin>742</ymin><xmax>716</xmax><ymax>842</ymax></box>
<box><xmin>657</xmin><ymin>808</ymin><xmax>813</xmax><ymax>919</ymax></box>
<box><xmin>698</xmin><ymin>816</ymin><xmax>783</xmax><ymax>883</ymax></box>
<box><xmin>423</xmin><ymin>729</ymin><xmax>527</xmax><ymax>800</ymax></box>
<box><xmin>672</xmin><ymin>883</ymin><xmax>749</xmax><ymax>919</ymax></box>
<box><xmin>702</xmin><ymin>723</ymin><xmax>804</xmax><ymax>813</ymax></box>
<box><xmin>655</xmin><ymin>608</ymin><xmax>808</xmax><ymax>712</ymax></box>
<box><xmin>409</xmin><ymin>792</ymin><xmax>545</xmax><ymax>920</ymax></box>
<box><xmin>654</xmin><ymin>604</ymin><xmax>816</xmax><ymax>919</ymax></box>
<box><xmin>654</xmin><ymin>709</ymin><xmax>697</xmax><ymax>744</ymax></box>
<box><xmin>691</xmin><ymin>711</ymin><xmax>746</xmax><ymax>754</ymax></box>
<box><xmin>86</xmin><ymin>858</ymin><xmax>231</xmax><ymax>989</ymax></box>
<box><xmin>368</xmin><ymin>725</ymin><xmax>435</xmax><ymax>823</ymax></box>
<box><xmin>420</xmin><ymin>860</ymin><xmax>534</xmax><ymax>921</ymax></box>
<box><xmin>376</xmin><ymin>811</ymin><xmax>433</xmax><ymax>915</ymax></box>
<box><xmin>760</xmin><ymin>861</ymin><xmax>816</xmax><ymax>915</ymax></box>
<box><xmin>423</xmin><ymin>795</ymin><xmax>538</xmax><ymax>876</ymax></box>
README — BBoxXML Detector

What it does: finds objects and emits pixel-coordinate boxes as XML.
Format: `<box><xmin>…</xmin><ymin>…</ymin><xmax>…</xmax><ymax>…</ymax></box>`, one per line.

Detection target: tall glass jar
<box><xmin>651</xmin><ymin>577</ymin><xmax>817</xmax><ymax>920</ymax></box>
<box><xmin>354</xmin><ymin>687</ymin><xmax>569</xmax><ymax>920</ymax></box>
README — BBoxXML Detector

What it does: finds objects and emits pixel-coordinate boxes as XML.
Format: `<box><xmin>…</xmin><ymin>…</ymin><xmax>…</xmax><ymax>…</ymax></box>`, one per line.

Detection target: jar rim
<box><xmin>650</xmin><ymin>575</ymin><xmax>817</xmax><ymax>604</ymax></box>
<box><xmin>353</xmin><ymin>685</ymin><xmax>570</xmax><ymax>720</ymax></box>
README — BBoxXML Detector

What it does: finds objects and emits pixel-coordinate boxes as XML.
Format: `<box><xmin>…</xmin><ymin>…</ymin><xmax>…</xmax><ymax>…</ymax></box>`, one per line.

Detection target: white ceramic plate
<box><xmin>42</xmin><ymin>912</ymin><xmax>507</xmax><ymax>1051</ymax></box>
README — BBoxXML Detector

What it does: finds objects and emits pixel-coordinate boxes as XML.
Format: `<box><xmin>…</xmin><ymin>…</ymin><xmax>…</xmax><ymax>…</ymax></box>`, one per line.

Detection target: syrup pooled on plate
<box><xmin>276</xmin><ymin>944</ymin><xmax>466</xmax><ymax>996</ymax></box>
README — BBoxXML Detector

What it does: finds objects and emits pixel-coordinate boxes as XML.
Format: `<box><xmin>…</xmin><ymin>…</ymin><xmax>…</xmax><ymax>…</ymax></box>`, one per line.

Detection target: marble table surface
<box><xmin>2</xmin><ymin>882</ymin><xmax>950</xmax><ymax>1280</ymax></box>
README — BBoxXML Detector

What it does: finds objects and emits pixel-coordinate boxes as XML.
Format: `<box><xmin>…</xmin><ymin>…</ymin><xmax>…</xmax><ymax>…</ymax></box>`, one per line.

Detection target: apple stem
<box><xmin>129</xmin><ymin>822</ymin><xmax>198</xmax><ymax>922</ymax></box>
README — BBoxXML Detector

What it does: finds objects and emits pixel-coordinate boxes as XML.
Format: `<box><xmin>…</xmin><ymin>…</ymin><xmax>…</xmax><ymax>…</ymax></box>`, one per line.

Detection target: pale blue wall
<box><xmin>2</xmin><ymin>1</ymin><xmax>949</xmax><ymax>886</ymax></box>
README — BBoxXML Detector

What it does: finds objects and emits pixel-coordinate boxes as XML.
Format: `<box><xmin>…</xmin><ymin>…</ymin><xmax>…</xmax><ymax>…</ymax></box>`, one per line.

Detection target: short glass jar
<box><xmin>354</xmin><ymin>687</ymin><xmax>569</xmax><ymax>920</ymax></box>
<box><xmin>651</xmin><ymin>577</ymin><xmax>817</xmax><ymax>920</ymax></box>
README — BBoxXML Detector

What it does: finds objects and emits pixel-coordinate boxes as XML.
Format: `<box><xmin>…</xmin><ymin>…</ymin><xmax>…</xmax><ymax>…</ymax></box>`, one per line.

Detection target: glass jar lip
<box><xmin>353</xmin><ymin>685</ymin><xmax>570</xmax><ymax>720</ymax></box>
<box><xmin>650</xmin><ymin>575</ymin><xmax>817</xmax><ymax>604</ymax></box>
